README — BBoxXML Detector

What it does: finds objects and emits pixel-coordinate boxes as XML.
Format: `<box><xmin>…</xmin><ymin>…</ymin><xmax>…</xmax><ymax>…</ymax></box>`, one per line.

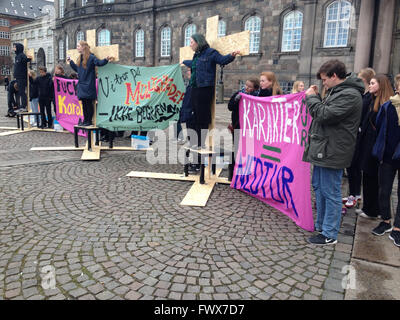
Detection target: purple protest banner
<box><xmin>231</xmin><ymin>92</ymin><xmax>314</xmax><ymax>231</ymax></box>
<box><xmin>54</xmin><ymin>77</ymin><xmax>86</xmax><ymax>137</ymax></box>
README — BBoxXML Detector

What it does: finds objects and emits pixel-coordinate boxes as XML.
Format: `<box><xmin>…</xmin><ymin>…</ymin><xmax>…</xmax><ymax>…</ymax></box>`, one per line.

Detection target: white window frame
<box><xmin>58</xmin><ymin>39</ymin><xmax>64</xmax><ymax>60</ymax></box>
<box><xmin>282</xmin><ymin>11</ymin><xmax>303</xmax><ymax>52</ymax></box>
<box><xmin>76</xmin><ymin>31</ymin><xmax>85</xmax><ymax>44</ymax></box>
<box><xmin>0</xmin><ymin>46</ymin><xmax>10</xmax><ymax>56</ymax></box>
<box><xmin>245</xmin><ymin>16</ymin><xmax>261</xmax><ymax>54</ymax></box>
<box><xmin>59</xmin><ymin>0</ymin><xmax>65</xmax><ymax>19</ymax></box>
<box><xmin>218</xmin><ymin>20</ymin><xmax>226</xmax><ymax>38</ymax></box>
<box><xmin>161</xmin><ymin>27</ymin><xmax>171</xmax><ymax>57</ymax></box>
<box><xmin>135</xmin><ymin>29</ymin><xmax>144</xmax><ymax>58</ymax></box>
<box><xmin>98</xmin><ymin>29</ymin><xmax>111</xmax><ymax>47</ymax></box>
<box><xmin>184</xmin><ymin>24</ymin><xmax>196</xmax><ymax>47</ymax></box>
<box><xmin>324</xmin><ymin>0</ymin><xmax>352</xmax><ymax>48</ymax></box>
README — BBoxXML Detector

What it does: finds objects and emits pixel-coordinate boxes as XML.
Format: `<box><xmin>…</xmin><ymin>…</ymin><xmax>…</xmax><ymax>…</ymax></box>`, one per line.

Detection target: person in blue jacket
<box><xmin>371</xmin><ymin>75</ymin><xmax>400</xmax><ymax>247</ymax></box>
<box><xmin>182</xmin><ymin>34</ymin><xmax>240</xmax><ymax>149</ymax></box>
<box><xmin>67</xmin><ymin>41</ymin><xmax>114</xmax><ymax>126</ymax></box>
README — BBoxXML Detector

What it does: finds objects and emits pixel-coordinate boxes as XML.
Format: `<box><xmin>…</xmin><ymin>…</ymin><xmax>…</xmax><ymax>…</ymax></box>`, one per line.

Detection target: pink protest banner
<box><xmin>231</xmin><ymin>92</ymin><xmax>314</xmax><ymax>231</ymax></box>
<box><xmin>54</xmin><ymin>77</ymin><xmax>85</xmax><ymax>137</ymax></box>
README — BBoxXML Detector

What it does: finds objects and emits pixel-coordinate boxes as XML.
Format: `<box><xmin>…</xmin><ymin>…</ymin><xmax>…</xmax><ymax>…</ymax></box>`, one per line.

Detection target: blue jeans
<box><xmin>30</xmin><ymin>98</ymin><xmax>40</xmax><ymax>125</ymax></box>
<box><xmin>312</xmin><ymin>165</ymin><xmax>343</xmax><ymax>240</ymax></box>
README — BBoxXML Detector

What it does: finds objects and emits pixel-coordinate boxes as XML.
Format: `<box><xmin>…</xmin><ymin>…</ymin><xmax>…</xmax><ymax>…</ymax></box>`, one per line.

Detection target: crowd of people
<box><xmin>4</xmin><ymin>35</ymin><xmax>400</xmax><ymax>249</ymax></box>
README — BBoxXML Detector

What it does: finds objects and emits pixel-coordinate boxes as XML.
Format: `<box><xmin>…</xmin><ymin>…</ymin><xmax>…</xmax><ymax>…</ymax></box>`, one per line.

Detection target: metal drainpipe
<box><xmin>369</xmin><ymin>0</ymin><xmax>380</xmax><ymax>67</ymax></box>
<box><xmin>308</xmin><ymin>2</ymin><xmax>318</xmax><ymax>87</ymax></box>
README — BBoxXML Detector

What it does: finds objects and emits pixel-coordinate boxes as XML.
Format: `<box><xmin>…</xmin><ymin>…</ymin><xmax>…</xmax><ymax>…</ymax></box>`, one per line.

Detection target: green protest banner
<box><xmin>96</xmin><ymin>63</ymin><xmax>185</xmax><ymax>131</ymax></box>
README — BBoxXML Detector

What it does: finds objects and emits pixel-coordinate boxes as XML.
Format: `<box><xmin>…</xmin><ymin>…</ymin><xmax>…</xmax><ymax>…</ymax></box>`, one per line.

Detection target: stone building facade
<box><xmin>54</xmin><ymin>0</ymin><xmax>400</xmax><ymax>97</ymax></box>
<box><xmin>11</xmin><ymin>11</ymin><xmax>56</xmax><ymax>73</ymax></box>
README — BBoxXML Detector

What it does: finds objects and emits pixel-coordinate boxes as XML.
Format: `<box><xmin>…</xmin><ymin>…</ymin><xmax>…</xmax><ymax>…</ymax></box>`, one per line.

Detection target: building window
<box><xmin>245</xmin><ymin>16</ymin><xmax>261</xmax><ymax>54</ymax></box>
<box><xmin>59</xmin><ymin>0</ymin><xmax>65</xmax><ymax>19</ymax></box>
<box><xmin>282</xmin><ymin>11</ymin><xmax>303</xmax><ymax>52</ymax></box>
<box><xmin>77</xmin><ymin>31</ymin><xmax>85</xmax><ymax>43</ymax></box>
<box><xmin>324</xmin><ymin>0</ymin><xmax>351</xmax><ymax>48</ymax></box>
<box><xmin>66</xmin><ymin>34</ymin><xmax>69</xmax><ymax>50</ymax></box>
<box><xmin>58</xmin><ymin>39</ymin><xmax>64</xmax><ymax>60</ymax></box>
<box><xmin>279</xmin><ymin>81</ymin><xmax>294</xmax><ymax>94</ymax></box>
<box><xmin>184</xmin><ymin>24</ymin><xmax>196</xmax><ymax>47</ymax></box>
<box><xmin>0</xmin><ymin>19</ymin><xmax>10</xmax><ymax>27</ymax></box>
<box><xmin>0</xmin><ymin>32</ymin><xmax>10</xmax><ymax>39</ymax></box>
<box><xmin>82</xmin><ymin>0</ymin><xmax>88</xmax><ymax>5</ymax></box>
<box><xmin>38</xmin><ymin>29</ymin><xmax>43</xmax><ymax>38</ymax></box>
<box><xmin>47</xmin><ymin>29</ymin><xmax>52</xmax><ymax>36</ymax></box>
<box><xmin>161</xmin><ymin>27</ymin><xmax>171</xmax><ymax>57</ymax></box>
<box><xmin>103</xmin><ymin>0</ymin><xmax>114</xmax><ymax>3</ymax></box>
<box><xmin>218</xmin><ymin>20</ymin><xmax>226</xmax><ymax>37</ymax></box>
<box><xmin>0</xmin><ymin>46</ymin><xmax>10</xmax><ymax>56</ymax></box>
<box><xmin>47</xmin><ymin>47</ymin><xmax>53</xmax><ymax>65</ymax></box>
<box><xmin>1</xmin><ymin>65</ymin><xmax>11</xmax><ymax>75</ymax></box>
<box><xmin>98</xmin><ymin>29</ymin><xmax>111</xmax><ymax>47</ymax></box>
<box><xmin>135</xmin><ymin>29</ymin><xmax>144</xmax><ymax>58</ymax></box>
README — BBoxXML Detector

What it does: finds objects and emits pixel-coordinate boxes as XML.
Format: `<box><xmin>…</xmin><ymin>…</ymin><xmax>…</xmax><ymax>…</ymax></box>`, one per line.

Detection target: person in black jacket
<box><xmin>227</xmin><ymin>77</ymin><xmax>260</xmax><ymax>181</ymax></box>
<box><xmin>5</xmin><ymin>80</ymin><xmax>19</xmax><ymax>117</ymax></box>
<box><xmin>259</xmin><ymin>71</ymin><xmax>282</xmax><ymax>97</ymax></box>
<box><xmin>358</xmin><ymin>75</ymin><xmax>394</xmax><ymax>220</ymax></box>
<box><xmin>13</xmin><ymin>43</ymin><xmax>32</xmax><ymax>111</ymax></box>
<box><xmin>36</xmin><ymin>66</ymin><xmax>54</xmax><ymax>129</ymax></box>
<box><xmin>28</xmin><ymin>70</ymin><xmax>40</xmax><ymax>126</ymax></box>
<box><xmin>343</xmin><ymin>67</ymin><xmax>376</xmax><ymax>210</ymax></box>
<box><xmin>4</xmin><ymin>76</ymin><xmax>9</xmax><ymax>91</ymax></box>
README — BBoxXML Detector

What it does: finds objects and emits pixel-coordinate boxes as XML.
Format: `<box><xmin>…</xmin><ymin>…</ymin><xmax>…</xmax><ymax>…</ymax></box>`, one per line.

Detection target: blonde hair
<box><xmin>394</xmin><ymin>73</ymin><xmax>400</xmax><ymax>93</ymax></box>
<box><xmin>358</xmin><ymin>67</ymin><xmax>376</xmax><ymax>86</ymax></box>
<box><xmin>76</xmin><ymin>41</ymin><xmax>91</xmax><ymax>69</ymax></box>
<box><xmin>372</xmin><ymin>74</ymin><xmax>394</xmax><ymax>112</ymax></box>
<box><xmin>55</xmin><ymin>64</ymin><xmax>65</xmax><ymax>75</ymax></box>
<box><xmin>28</xmin><ymin>69</ymin><xmax>36</xmax><ymax>79</ymax></box>
<box><xmin>260</xmin><ymin>71</ymin><xmax>282</xmax><ymax>96</ymax></box>
<box><xmin>292</xmin><ymin>81</ymin><xmax>304</xmax><ymax>93</ymax></box>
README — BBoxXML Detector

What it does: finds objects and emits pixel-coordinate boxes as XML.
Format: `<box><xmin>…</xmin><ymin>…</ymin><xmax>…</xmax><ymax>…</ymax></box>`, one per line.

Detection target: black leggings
<box><xmin>81</xmin><ymin>99</ymin><xmax>94</xmax><ymax>123</ymax></box>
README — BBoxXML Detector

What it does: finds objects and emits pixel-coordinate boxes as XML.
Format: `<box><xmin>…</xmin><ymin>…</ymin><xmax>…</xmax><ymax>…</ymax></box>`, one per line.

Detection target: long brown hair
<box><xmin>76</xmin><ymin>41</ymin><xmax>91</xmax><ymax>69</ymax></box>
<box><xmin>260</xmin><ymin>71</ymin><xmax>282</xmax><ymax>96</ymax></box>
<box><xmin>372</xmin><ymin>74</ymin><xmax>394</xmax><ymax>112</ymax></box>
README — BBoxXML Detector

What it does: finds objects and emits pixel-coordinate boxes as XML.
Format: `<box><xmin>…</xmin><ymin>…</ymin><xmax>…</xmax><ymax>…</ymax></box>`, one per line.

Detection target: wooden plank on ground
<box><xmin>81</xmin><ymin>143</ymin><xmax>101</xmax><ymax>161</ymax></box>
<box><xmin>126</xmin><ymin>171</ymin><xmax>197</xmax><ymax>182</ymax></box>
<box><xmin>180</xmin><ymin>180</ymin><xmax>216</xmax><ymax>207</ymax></box>
<box><xmin>30</xmin><ymin>146</ymin><xmax>85</xmax><ymax>151</ymax></box>
<box><xmin>0</xmin><ymin>130</ymin><xmax>26</xmax><ymax>136</ymax></box>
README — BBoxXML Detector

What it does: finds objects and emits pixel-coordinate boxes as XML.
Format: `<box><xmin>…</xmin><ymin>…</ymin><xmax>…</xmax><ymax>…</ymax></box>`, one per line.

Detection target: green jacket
<box><xmin>303</xmin><ymin>73</ymin><xmax>364</xmax><ymax>169</ymax></box>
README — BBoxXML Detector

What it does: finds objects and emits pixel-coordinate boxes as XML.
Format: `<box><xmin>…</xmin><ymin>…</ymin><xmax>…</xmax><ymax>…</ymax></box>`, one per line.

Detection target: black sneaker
<box><xmin>372</xmin><ymin>221</ymin><xmax>392</xmax><ymax>236</ymax></box>
<box><xmin>307</xmin><ymin>233</ymin><xmax>337</xmax><ymax>246</ymax></box>
<box><xmin>389</xmin><ymin>230</ymin><xmax>400</xmax><ymax>247</ymax></box>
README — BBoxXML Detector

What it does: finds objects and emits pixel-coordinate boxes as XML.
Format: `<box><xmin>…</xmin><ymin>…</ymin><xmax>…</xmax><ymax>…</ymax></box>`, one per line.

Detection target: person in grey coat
<box><xmin>303</xmin><ymin>60</ymin><xmax>364</xmax><ymax>246</ymax></box>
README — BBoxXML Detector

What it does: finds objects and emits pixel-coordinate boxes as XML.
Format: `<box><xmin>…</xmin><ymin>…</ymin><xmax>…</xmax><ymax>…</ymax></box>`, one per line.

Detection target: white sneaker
<box><xmin>355</xmin><ymin>208</ymin><xmax>363</xmax><ymax>214</ymax></box>
<box><xmin>345</xmin><ymin>195</ymin><xmax>356</xmax><ymax>208</ymax></box>
<box><xmin>359</xmin><ymin>212</ymin><xmax>378</xmax><ymax>219</ymax></box>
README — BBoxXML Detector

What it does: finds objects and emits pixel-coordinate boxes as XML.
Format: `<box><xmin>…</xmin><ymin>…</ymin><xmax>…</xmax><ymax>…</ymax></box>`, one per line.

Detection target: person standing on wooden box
<box><xmin>67</xmin><ymin>41</ymin><xmax>114</xmax><ymax>126</ymax></box>
<box><xmin>182</xmin><ymin>34</ymin><xmax>240</xmax><ymax>149</ymax></box>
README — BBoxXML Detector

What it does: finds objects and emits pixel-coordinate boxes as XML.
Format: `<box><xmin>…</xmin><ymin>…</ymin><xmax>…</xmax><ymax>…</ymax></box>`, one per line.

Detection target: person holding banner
<box><xmin>37</xmin><ymin>67</ymin><xmax>54</xmax><ymax>129</ymax></box>
<box><xmin>67</xmin><ymin>41</ymin><xmax>114</xmax><ymax>126</ymax></box>
<box><xmin>182</xmin><ymin>34</ymin><xmax>240</xmax><ymax>149</ymax></box>
<box><xmin>292</xmin><ymin>81</ymin><xmax>305</xmax><ymax>93</ymax></box>
<box><xmin>303</xmin><ymin>60</ymin><xmax>364</xmax><ymax>246</ymax></box>
<box><xmin>227</xmin><ymin>77</ymin><xmax>260</xmax><ymax>181</ymax></box>
<box><xmin>259</xmin><ymin>72</ymin><xmax>282</xmax><ymax>97</ymax></box>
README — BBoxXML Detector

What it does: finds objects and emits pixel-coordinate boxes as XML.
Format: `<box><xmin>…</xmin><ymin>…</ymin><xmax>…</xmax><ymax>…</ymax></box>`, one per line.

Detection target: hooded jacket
<box><xmin>13</xmin><ymin>43</ymin><xmax>31</xmax><ymax>80</ymax></box>
<box><xmin>372</xmin><ymin>95</ymin><xmax>400</xmax><ymax>168</ymax></box>
<box><xmin>302</xmin><ymin>73</ymin><xmax>364</xmax><ymax>169</ymax></box>
<box><xmin>36</xmin><ymin>73</ymin><xmax>54</xmax><ymax>100</ymax></box>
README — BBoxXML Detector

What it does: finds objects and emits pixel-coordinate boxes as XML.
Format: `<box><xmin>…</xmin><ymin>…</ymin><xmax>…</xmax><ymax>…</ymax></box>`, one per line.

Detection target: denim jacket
<box><xmin>183</xmin><ymin>47</ymin><xmax>235</xmax><ymax>87</ymax></box>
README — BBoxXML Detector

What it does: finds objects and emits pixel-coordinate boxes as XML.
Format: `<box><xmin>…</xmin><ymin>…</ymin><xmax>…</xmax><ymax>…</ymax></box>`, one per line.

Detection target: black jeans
<box><xmin>362</xmin><ymin>171</ymin><xmax>379</xmax><ymax>217</ymax></box>
<box><xmin>378</xmin><ymin>162</ymin><xmax>400</xmax><ymax>228</ymax></box>
<box><xmin>347</xmin><ymin>163</ymin><xmax>362</xmax><ymax>196</ymax></box>
<box><xmin>81</xmin><ymin>99</ymin><xmax>94</xmax><ymax>124</ymax></box>
<box><xmin>39</xmin><ymin>97</ymin><xmax>53</xmax><ymax>127</ymax></box>
<box><xmin>16</xmin><ymin>78</ymin><xmax>27</xmax><ymax>109</ymax></box>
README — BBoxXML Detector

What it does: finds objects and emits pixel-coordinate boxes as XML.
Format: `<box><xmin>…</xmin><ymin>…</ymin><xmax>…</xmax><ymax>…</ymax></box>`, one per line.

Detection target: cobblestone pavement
<box><xmin>0</xmin><ymin>88</ymin><xmax>356</xmax><ymax>300</ymax></box>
